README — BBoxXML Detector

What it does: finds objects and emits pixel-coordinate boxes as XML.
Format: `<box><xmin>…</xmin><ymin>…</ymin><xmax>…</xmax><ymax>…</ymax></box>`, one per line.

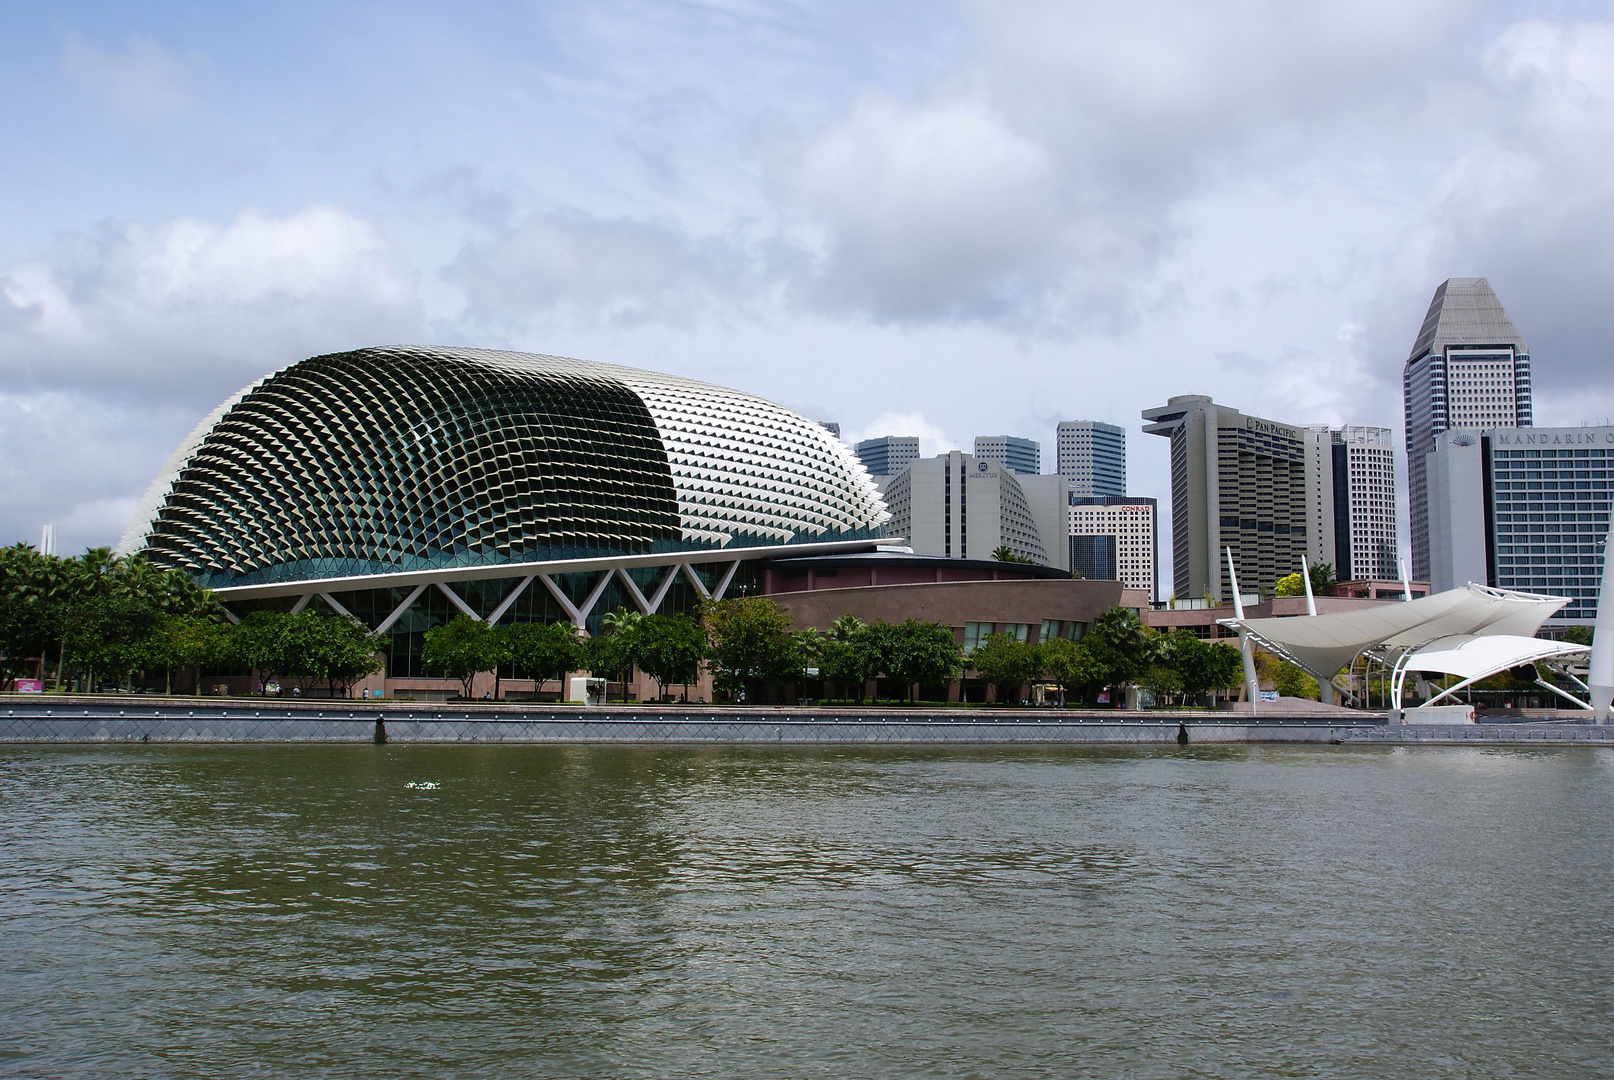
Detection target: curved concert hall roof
<box><xmin>120</xmin><ymin>346</ymin><xmax>887</xmax><ymax>588</ymax></box>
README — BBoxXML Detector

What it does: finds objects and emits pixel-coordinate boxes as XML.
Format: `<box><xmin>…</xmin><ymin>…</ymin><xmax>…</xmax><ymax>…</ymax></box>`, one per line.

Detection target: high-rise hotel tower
<box><xmin>1404</xmin><ymin>278</ymin><xmax>1531</xmax><ymax>580</ymax></box>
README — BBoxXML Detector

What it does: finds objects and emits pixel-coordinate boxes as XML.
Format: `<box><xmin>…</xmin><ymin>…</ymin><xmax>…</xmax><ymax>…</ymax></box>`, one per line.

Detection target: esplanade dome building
<box><xmin>120</xmin><ymin>346</ymin><xmax>892</xmax><ymax>667</ymax></box>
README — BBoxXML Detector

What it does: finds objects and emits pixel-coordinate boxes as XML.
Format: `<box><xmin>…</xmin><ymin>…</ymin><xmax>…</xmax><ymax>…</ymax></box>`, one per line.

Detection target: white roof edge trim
<box><xmin>207</xmin><ymin>536</ymin><xmax>891</xmax><ymax>601</ymax></box>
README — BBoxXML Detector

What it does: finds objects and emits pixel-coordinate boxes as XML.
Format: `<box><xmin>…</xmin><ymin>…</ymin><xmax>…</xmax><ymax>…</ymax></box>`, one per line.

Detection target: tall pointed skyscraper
<box><xmin>1403</xmin><ymin>278</ymin><xmax>1532</xmax><ymax>581</ymax></box>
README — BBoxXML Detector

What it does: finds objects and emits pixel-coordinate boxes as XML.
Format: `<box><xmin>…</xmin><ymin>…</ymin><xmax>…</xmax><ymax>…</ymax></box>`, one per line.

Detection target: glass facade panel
<box><xmin>1486</xmin><ymin>440</ymin><xmax>1611</xmax><ymax>624</ymax></box>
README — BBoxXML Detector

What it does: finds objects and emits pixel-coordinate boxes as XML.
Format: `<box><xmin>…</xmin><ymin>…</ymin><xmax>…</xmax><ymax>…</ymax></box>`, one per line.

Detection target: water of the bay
<box><xmin>1</xmin><ymin>743</ymin><xmax>1611</xmax><ymax>1078</ymax></box>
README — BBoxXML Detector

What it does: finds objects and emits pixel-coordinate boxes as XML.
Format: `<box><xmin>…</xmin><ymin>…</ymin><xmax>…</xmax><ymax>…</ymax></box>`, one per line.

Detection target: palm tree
<box><xmin>829</xmin><ymin>613</ymin><xmax>866</xmax><ymax>642</ymax></box>
<box><xmin>792</xmin><ymin>626</ymin><xmax>824</xmax><ymax>699</ymax></box>
<box><xmin>600</xmin><ymin>606</ymin><xmax>643</xmax><ymax>702</ymax></box>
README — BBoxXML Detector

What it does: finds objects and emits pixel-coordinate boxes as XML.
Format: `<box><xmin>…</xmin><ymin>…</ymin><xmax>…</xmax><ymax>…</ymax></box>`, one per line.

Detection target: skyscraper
<box><xmin>1068</xmin><ymin>496</ymin><xmax>1159</xmax><ymax>601</ymax></box>
<box><xmin>973</xmin><ymin>435</ymin><xmax>1040</xmax><ymax>475</ymax></box>
<box><xmin>1423</xmin><ymin>426</ymin><xmax>1612</xmax><ymax>626</ymax></box>
<box><xmin>1056</xmin><ymin>421</ymin><xmax>1125</xmax><ymax>497</ymax></box>
<box><xmin>883</xmin><ymin>453</ymin><xmax>1051</xmax><ymax>565</ymax></box>
<box><xmin>1301</xmin><ymin>424</ymin><xmax>1399</xmax><ymax>581</ymax></box>
<box><xmin>1142</xmin><ymin>395</ymin><xmax>1308</xmax><ymax>601</ymax></box>
<box><xmin>1404</xmin><ymin>278</ymin><xmax>1531</xmax><ymax>580</ymax></box>
<box><xmin>854</xmin><ymin>436</ymin><xmax>921</xmax><ymax>480</ymax></box>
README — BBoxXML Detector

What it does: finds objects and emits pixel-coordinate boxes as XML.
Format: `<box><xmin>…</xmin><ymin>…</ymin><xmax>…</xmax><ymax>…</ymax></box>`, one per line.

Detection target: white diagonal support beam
<box><xmin>540</xmin><ymin>572</ymin><xmax>616</xmax><ymax>630</ymax></box>
<box><xmin>645</xmin><ymin>564</ymin><xmax>680</xmax><ymax>613</ymax></box>
<box><xmin>437</xmin><ymin>581</ymin><xmax>481</xmax><ymax>621</ymax></box>
<box><xmin>680</xmin><ymin>562</ymin><xmax>710</xmax><ymax>599</ymax></box>
<box><xmin>575</xmin><ymin>571</ymin><xmax>617</xmax><ymax>628</ymax></box>
<box><xmin>318</xmin><ymin>593</ymin><xmax>353</xmax><ymax>618</ymax></box>
<box><xmin>374</xmin><ymin>584</ymin><xmax>428</xmax><ymax>635</ymax></box>
<box><xmin>711</xmin><ymin>560</ymin><xmax>742</xmax><ymax>601</ymax></box>
<box><xmin>616</xmin><ymin>566</ymin><xmax>653</xmax><ymax>614</ymax></box>
<box><xmin>289</xmin><ymin>593</ymin><xmax>314</xmax><ymax>614</ymax></box>
<box><xmin>486</xmin><ymin>576</ymin><xmax>535</xmax><ymax>626</ymax></box>
<box><xmin>538</xmin><ymin>574</ymin><xmax>583</xmax><ymax>624</ymax></box>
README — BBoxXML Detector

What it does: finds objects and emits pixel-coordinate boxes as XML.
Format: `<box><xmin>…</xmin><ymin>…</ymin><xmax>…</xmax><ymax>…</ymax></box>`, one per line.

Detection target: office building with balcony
<box><xmin>1142</xmin><ymin>395</ymin><xmax>1308</xmax><ymax>601</ymax></box>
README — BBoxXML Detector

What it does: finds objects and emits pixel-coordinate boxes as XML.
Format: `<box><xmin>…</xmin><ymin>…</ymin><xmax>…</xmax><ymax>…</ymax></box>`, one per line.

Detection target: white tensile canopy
<box><xmin>1217</xmin><ymin>583</ymin><xmax>1568</xmax><ymax>685</ymax></box>
<box><xmin>1392</xmin><ymin>634</ymin><xmax>1590</xmax><ymax>710</ymax></box>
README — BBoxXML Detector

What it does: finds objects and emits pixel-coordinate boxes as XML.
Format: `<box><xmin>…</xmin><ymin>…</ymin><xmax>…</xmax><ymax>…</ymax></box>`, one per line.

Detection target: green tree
<box><xmin>818</xmin><ymin>616</ymin><xmax>880</xmax><ymax>703</ymax></box>
<box><xmin>990</xmin><ymin>545</ymin><xmax>1034</xmax><ymax>564</ymax></box>
<box><xmin>507</xmin><ymin>621</ymin><xmax>585</xmax><ymax>691</ymax></box>
<box><xmin>1271</xmin><ymin>661</ymin><xmax>1319</xmax><ymax>700</ymax></box>
<box><xmin>422</xmin><ymin>614</ymin><xmax>504</xmax><ymax>698</ymax></box>
<box><xmin>635</xmin><ymin>614</ymin><xmax>705</xmax><ymax>700</ymax></box>
<box><xmin>278</xmin><ymin>611</ymin><xmax>386</xmax><ymax>697</ymax></box>
<box><xmin>232</xmin><ymin>610</ymin><xmax>290</xmax><ymax>693</ymax></box>
<box><xmin>0</xmin><ymin>544</ymin><xmax>59</xmax><ymax>689</ymax></box>
<box><xmin>1042</xmin><ymin>636</ymin><xmax>1104</xmax><ymax>705</ymax></box>
<box><xmin>1564</xmin><ymin>626</ymin><xmax>1594</xmax><ymax>646</ymax></box>
<box><xmin>323</xmin><ymin>618</ymin><xmax>386</xmax><ymax>698</ymax></box>
<box><xmin>701</xmin><ymin>596</ymin><xmax>795</xmax><ymax>701</ymax></box>
<box><xmin>879</xmin><ymin>619</ymin><xmax>963</xmax><ymax>702</ymax></box>
<box><xmin>63</xmin><ymin>592</ymin><xmax>166</xmax><ymax>692</ymax></box>
<box><xmin>970</xmin><ymin>633</ymin><xmax>1043</xmax><ymax>704</ymax></box>
<box><xmin>789</xmin><ymin>626</ymin><xmax>825</xmax><ymax>696</ymax></box>
<box><xmin>1084</xmin><ymin>606</ymin><xmax>1153</xmax><ymax>691</ymax></box>
<box><xmin>598</xmin><ymin>606</ymin><xmax>643</xmax><ymax>701</ymax></box>
<box><xmin>1195</xmin><ymin>640</ymin><xmax>1246</xmax><ymax>703</ymax></box>
<box><xmin>168</xmin><ymin>616</ymin><xmax>236</xmax><ymax>695</ymax></box>
<box><xmin>1138</xmin><ymin>663</ymin><xmax>1184</xmax><ymax>706</ymax></box>
<box><xmin>1276</xmin><ymin>562</ymin><xmax>1337</xmax><ymax>597</ymax></box>
<box><xmin>1162</xmin><ymin>629</ymin><xmax>1244</xmax><ymax>704</ymax></box>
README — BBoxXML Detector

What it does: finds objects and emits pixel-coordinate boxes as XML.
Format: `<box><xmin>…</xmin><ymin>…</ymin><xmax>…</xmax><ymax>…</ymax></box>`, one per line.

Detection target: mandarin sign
<box><xmin>1492</xmin><ymin>430</ymin><xmax>1614</xmax><ymax>446</ymax></box>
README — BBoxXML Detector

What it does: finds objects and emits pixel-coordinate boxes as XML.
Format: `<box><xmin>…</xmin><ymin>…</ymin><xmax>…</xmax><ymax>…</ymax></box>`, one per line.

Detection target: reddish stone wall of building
<box><xmin>770</xmin><ymin>578</ymin><xmax>1137</xmax><ymax>642</ymax></box>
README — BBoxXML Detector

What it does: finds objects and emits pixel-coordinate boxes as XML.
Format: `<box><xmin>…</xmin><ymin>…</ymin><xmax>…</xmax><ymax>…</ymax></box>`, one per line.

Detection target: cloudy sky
<box><xmin>3</xmin><ymin>1</ymin><xmax>1612</xmax><ymax>590</ymax></box>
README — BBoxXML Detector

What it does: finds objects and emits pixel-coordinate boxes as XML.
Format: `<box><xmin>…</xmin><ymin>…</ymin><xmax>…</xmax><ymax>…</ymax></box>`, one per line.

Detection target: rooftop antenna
<box><xmin>1227</xmin><ymin>547</ymin><xmax>1260</xmax><ymax>712</ymax></box>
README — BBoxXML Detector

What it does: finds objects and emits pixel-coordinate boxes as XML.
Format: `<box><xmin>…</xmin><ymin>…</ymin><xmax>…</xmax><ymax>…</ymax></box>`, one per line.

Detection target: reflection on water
<box><xmin>1</xmin><ymin>744</ymin><xmax>1611</xmax><ymax>1077</ymax></box>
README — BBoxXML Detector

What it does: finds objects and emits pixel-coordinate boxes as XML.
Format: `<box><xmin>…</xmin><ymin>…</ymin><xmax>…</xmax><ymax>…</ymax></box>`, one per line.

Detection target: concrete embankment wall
<box><xmin>1</xmin><ymin>697</ymin><xmax>1610</xmax><ymax>745</ymax></box>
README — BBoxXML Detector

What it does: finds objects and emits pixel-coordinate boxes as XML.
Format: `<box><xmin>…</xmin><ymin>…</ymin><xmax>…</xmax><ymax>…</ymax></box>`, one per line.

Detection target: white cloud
<box><xmin>447</xmin><ymin>212</ymin><xmax>757</xmax><ymax>330</ymax></box>
<box><xmin>0</xmin><ymin>205</ymin><xmax>420</xmax><ymax>404</ymax></box>
<box><xmin>61</xmin><ymin>35</ymin><xmax>207</xmax><ymax>128</ymax></box>
<box><xmin>0</xmin><ymin>390</ymin><xmax>175</xmax><ymax>553</ymax></box>
<box><xmin>788</xmin><ymin>98</ymin><xmax>1076</xmax><ymax>323</ymax></box>
<box><xmin>841</xmin><ymin>411</ymin><xmax>959</xmax><ymax>458</ymax></box>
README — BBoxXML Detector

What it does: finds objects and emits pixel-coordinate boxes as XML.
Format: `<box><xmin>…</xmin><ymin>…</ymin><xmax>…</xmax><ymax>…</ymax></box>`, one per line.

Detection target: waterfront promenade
<box><xmin>1</xmin><ymin>695</ymin><xmax>1609</xmax><ymax>745</ymax></box>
